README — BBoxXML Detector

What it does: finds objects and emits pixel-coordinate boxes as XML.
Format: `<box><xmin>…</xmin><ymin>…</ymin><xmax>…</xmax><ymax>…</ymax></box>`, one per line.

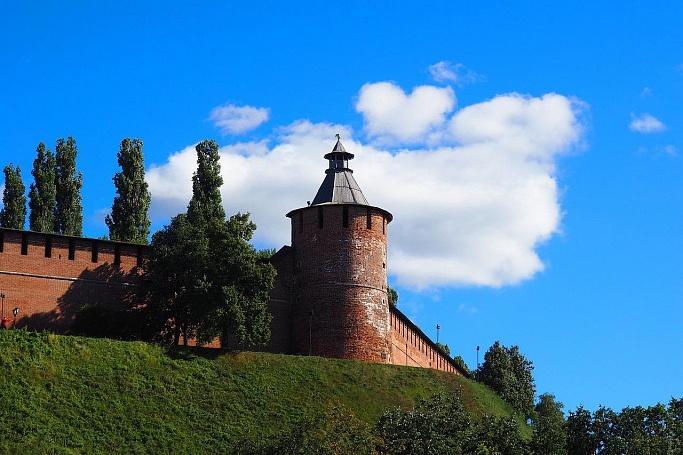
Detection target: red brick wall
<box><xmin>287</xmin><ymin>204</ymin><xmax>392</xmax><ymax>362</ymax></box>
<box><xmin>0</xmin><ymin>228</ymin><xmax>147</xmax><ymax>332</ymax></box>
<box><xmin>390</xmin><ymin>307</ymin><xmax>466</xmax><ymax>376</ymax></box>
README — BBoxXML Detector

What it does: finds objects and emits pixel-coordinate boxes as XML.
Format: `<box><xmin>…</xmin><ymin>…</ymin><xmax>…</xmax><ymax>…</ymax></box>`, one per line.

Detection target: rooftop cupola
<box><xmin>311</xmin><ymin>134</ymin><xmax>369</xmax><ymax>206</ymax></box>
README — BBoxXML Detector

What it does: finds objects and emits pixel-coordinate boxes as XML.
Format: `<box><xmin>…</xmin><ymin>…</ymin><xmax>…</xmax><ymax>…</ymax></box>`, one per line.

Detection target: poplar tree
<box><xmin>54</xmin><ymin>137</ymin><xmax>83</xmax><ymax>236</ymax></box>
<box><xmin>187</xmin><ymin>139</ymin><xmax>225</xmax><ymax>226</ymax></box>
<box><xmin>105</xmin><ymin>138</ymin><xmax>151</xmax><ymax>244</ymax></box>
<box><xmin>28</xmin><ymin>142</ymin><xmax>57</xmax><ymax>233</ymax></box>
<box><xmin>0</xmin><ymin>164</ymin><xmax>27</xmax><ymax>229</ymax></box>
<box><xmin>141</xmin><ymin>139</ymin><xmax>275</xmax><ymax>347</ymax></box>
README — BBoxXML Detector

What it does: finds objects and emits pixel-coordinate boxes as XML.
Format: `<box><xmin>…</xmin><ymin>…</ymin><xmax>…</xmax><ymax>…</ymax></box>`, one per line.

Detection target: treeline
<box><xmin>0</xmin><ymin>137</ymin><xmax>150</xmax><ymax>243</ymax></box>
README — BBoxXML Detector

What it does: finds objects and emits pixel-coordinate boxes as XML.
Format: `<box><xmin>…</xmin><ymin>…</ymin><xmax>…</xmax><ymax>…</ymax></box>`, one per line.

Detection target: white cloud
<box><xmin>208</xmin><ymin>104</ymin><xmax>270</xmax><ymax>135</ymax></box>
<box><xmin>355</xmin><ymin>82</ymin><xmax>455</xmax><ymax>144</ymax></box>
<box><xmin>640</xmin><ymin>87</ymin><xmax>652</xmax><ymax>99</ymax></box>
<box><xmin>147</xmin><ymin>84</ymin><xmax>586</xmax><ymax>289</ymax></box>
<box><xmin>428</xmin><ymin>61</ymin><xmax>483</xmax><ymax>85</ymax></box>
<box><xmin>629</xmin><ymin>113</ymin><xmax>666</xmax><ymax>133</ymax></box>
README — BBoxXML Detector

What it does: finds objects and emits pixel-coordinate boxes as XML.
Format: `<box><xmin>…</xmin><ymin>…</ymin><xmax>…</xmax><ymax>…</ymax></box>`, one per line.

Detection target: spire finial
<box><xmin>335</xmin><ymin>133</ymin><xmax>341</xmax><ymax>140</ymax></box>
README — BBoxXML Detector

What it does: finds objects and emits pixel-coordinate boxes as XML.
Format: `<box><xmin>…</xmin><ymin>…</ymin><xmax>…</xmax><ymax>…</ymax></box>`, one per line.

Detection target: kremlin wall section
<box><xmin>0</xmin><ymin>226</ymin><xmax>466</xmax><ymax>377</ymax></box>
<box><xmin>0</xmin><ymin>228</ymin><xmax>146</xmax><ymax>332</ymax></box>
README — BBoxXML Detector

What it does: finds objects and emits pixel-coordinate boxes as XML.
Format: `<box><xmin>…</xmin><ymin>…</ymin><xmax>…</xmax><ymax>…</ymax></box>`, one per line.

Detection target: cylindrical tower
<box><xmin>287</xmin><ymin>136</ymin><xmax>393</xmax><ymax>363</ymax></box>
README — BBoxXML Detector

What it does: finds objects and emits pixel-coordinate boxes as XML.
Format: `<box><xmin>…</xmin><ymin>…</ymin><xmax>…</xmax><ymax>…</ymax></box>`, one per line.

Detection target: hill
<box><xmin>0</xmin><ymin>330</ymin><xmax>523</xmax><ymax>454</ymax></box>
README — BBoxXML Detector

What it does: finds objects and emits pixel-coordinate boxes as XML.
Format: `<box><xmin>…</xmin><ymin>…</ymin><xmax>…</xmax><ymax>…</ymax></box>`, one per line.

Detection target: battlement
<box><xmin>0</xmin><ymin>227</ymin><xmax>148</xmax><ymax>332</ymax></box>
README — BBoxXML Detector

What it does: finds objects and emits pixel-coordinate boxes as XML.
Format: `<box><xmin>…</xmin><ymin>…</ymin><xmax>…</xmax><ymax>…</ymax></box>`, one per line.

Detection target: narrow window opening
<box><xmin>45</xmin><ymin>236</ymin><xmax>52</xmax><ymax>258</ymax></box>
<box><xmin>382</xmin><ymin>215</ymin><xmax>386</xmax><ymax>235</ymax></box>
<box><xmin>68</xmin><ymin>239</ymin><xmax>75</xmax><ymax>260</ymax></box>
<box><xmin>342</xmin><ymin>206</ymin><xmax>349</xmax><ymax>228</ymax></box>
<box><xmin>317</xmin><ymin>207</ymin><xmax>323</xmax><ymax>228</ymax></box>
<box><xmin>114</xmin><ymin>245</ymin><xmax>121</xmax><ymax>265</ymax></box>
<box><xmin>91</xmin><ymin>241</ymin><xmax>98</xmax><ymax>263</ymax></box>
<box><xmin>366</xmin><ymin>208</ymin><xmax>372</xmax><ymax>229</ymax></box>
<box><xmin>21</xmin><ymin>233</ymin><xmax>28</xmax><ymax>255</ymax></box>
<box><xmin>298</xmin><ymin>211</ymin><xmax>303</xmax><ymax>233</ymax></box>
<box><xmin>136</xmin><ymin>246</ymin><xmax>143</xmax><ymax>268</ymax></box>
<box><xmin>0</xmin><ymin>231</ymin><xmax>4</xmax><ymax>253</ymax></box>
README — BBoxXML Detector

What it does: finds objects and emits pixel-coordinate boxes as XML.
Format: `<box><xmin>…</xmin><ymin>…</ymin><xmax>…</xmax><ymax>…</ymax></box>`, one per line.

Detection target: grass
<box><xmin>0</xmin><ymin>330</ymin><xmax>523</xmax><ymax>454</ymax></box>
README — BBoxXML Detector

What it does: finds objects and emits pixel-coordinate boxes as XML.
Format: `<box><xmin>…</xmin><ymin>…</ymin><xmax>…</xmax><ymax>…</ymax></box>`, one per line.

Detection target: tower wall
<box><xmin>288</xmin><ymin>204</ymin><xmax>391</xmax><ymax>362</ymax></box>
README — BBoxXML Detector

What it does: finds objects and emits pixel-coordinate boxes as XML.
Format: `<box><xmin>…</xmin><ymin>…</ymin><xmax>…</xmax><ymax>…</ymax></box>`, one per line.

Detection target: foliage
<box><xmin>28</xmin><ymin>142</ymin><xmax>57</xmax><ymax>233</ymax></box>
<box><xmin>0</xmin><ymin>330</ymin><xmax>518</xmax><ymax>454</ymax></box>
<box><xmin>377</xmin><ymin>393</ymin><xmax>528</xmax><ymax>454</ymax></box>
<box><xmin>0</xmin><ymin>164</ymin><xmax>26</xmax><ymax>229</ymax></box>
<box><xmin>139</xmin><ymin>140</ymin><xmax>275</xmax><ymax>347</ymax></box>
<box><xmin>105</xmin><ymin>138</ymin><xmax>151</xmax><ymax>244</ymax></box>
<box><xmin>436</xmin><ymin>342</ymin><xmax>451</xmax><ymax>357</ymax></box>
<box><xmin>453</xmin><ymin>355</ymin><xmax>471</xmax><ymax>376</ymax></box>
<box><xmin>566</xmin><ymin>399</ymin><xmax>683</xmax><ymax>454</ymax></box>
<box><xmin>476</xmin><ymin>341</ymin><xmax>536</xmax><ymax>419</ymax></box>
<box><xmin>54</xmin><ymin>136</ymin><xmax>83</xmax><ymax>236</ymax></box>
<box><xmin>531</xmin><ymin>393</ymin><xmax>567</xmax><ymax>455</ymax></box>
<box><xmin>187</xmin><ymin>139</ymin><xmax>225</xmax><ymax>225</ymax></box>
<box><xmin>387</xmin><ymin>286</ymin><xmax>399</xmax><ymax>307</ymax></box>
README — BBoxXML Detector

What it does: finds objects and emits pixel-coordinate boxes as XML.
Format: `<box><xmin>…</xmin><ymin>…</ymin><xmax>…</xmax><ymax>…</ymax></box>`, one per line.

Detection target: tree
<box><xmin>435</xmin><ymin>342</ymin><xmax>451</xmax><ymax>356</ymax></box>
<box><xmin>105</xmin><ymin>138</ymin><xmax>151</xmax><ymax>243</ymax></box>
<box><xmin>54</xmin><ymin>136</ymin><xmax>83</xmax><ymax>236</ymax></box>
<box><xmin>531</xmin><ymin>393</ymin><xmax>567</xmax><ymax>455</ymax></box>
<box><xmin>187</xmin><ymin>139</ymin><xmax>225</xmax><ymax>226</ymax></box>
<box><xmin>387</xmin><ymin>286</ymin><xmax>399</xmax><ymax>307</ymax></box>
<box><xmin>0</xmin><ymin>164</ymin><xmax>27</xmax><ymax>229</ymax></box>
<box><xmin>566</xmin><ymin>405</ymin><xmax>597</xmax><ymax>455</ymax></box>
<box><xmin>139</xmin><ymin>139</ymin><xmax>275</xmax><ymax>347</ymax></box>
<box><xmin>476</xmin><ymin>341</ymin><xmax>536</xmax><ymax>419</ymax></box>
<box><xmin>28</xmin><ymin>142</ymin><xmax>57</xmax><ymax>233</ymax></box>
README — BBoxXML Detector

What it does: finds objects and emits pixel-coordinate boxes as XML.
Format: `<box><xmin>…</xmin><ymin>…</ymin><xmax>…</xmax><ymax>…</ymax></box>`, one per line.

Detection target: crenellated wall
<box><xmin>389</xmin><ymin>307</ymin><xmax>464</xmax><ymax>375</ymax></box>
<box><xmin>0</xmin><ymin>227</ymin><xmax>147</xmax><ymax>332</ymax></box>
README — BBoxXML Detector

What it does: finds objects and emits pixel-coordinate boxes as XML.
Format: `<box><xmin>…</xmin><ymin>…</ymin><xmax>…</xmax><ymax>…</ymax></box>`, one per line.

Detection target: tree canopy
<box><xmin>54</xmin><ymin>136</ymin><xmax>83</xmax><ymax>236</ymax></box>
<box><xmin>0</xmin><ymin>164</ymin><xmax>27</xmax><ymax>229</ymax></box>
<box><xmin>28</xmin><ymin>142</ymin><xmax>57</xmax><ymax>233</ymax></box>
<box><xmin>476</xmin><ymin>341</ymin><xmax>536</xmax><ymax>419</ymax></box>
<box><xmin>106</xmin><ymin>138</ymin><xmax>151</xmax><ymax>243</ymax></box>
<box><xmin>139</xmin><ymin>139</ymin><xmax>275</xmax><ymax>347</ymax></box>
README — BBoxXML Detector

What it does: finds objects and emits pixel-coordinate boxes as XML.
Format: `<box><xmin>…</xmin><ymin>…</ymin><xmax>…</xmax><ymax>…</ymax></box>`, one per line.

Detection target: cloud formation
<box><xmin>629</xmin><ymin>113</ymin><xmax>666</xmax><ymax>133</ymax></box>
<box><xmin>428</xmin><ymin>61</ymin><xmax>482</xmax><ymax>85</ymax></box>
<box><xmin>355</xmin><ymin>82</ymin><xmax>455</xmax><ymax>144</ymax></box>
<box><xmin>208</xmin><ymin>104</ymin><xmax>270</xmax><ymax>135</ymax></box>
<box><xmin>148</xmin><ymin>83</ymin><xmax>585</xmax><ymax>289</ymax></box>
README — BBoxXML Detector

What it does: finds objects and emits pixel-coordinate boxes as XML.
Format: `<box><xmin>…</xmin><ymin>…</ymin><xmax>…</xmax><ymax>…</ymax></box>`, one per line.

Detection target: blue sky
<box><xmin>1</xmin><ymin>2</ymin><xmax>682</xmax><ymax>413</ymax></box>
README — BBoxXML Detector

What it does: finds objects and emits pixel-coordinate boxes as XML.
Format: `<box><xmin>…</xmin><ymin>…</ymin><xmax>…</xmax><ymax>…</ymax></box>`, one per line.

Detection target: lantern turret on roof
<box><xmin>311</xmin><ymin>134</ymin><xmax>369</xmax><ymax>206</ymax></box>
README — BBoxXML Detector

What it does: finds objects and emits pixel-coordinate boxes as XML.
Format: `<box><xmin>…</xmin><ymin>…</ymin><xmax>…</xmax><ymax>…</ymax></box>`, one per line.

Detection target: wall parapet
<box><xmin>390</xmin><ymin>305</ymin><xmax>470</xmax><ymax>378</ymax></box>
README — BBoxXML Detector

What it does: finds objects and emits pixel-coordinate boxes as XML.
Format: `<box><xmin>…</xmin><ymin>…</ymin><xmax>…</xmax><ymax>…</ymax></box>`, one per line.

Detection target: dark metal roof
<box><xmin>311</xmin><ymin>135</ymin><xmax>369</xmax><ymax>206</ymax></box>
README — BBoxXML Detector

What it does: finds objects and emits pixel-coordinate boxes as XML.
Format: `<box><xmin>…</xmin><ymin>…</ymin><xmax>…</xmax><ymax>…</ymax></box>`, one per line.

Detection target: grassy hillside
<box><xmin>0</xmin><ymin>330</ymin><xmax>522</xmax><ymax>454</ymax></box>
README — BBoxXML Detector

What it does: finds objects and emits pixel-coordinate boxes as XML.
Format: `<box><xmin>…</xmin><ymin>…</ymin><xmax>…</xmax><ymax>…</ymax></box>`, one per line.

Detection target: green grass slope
<box><xmin>0</xmin><ymin>330</ymin><xmax>521</xmax><ymax>454</ymax></box>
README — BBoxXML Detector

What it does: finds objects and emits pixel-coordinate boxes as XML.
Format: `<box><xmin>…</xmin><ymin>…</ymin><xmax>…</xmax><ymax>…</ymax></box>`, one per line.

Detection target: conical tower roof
<box><xmin>311</xmin><ymin>135</ymin><xmax>369</xmax><ymax>206</ymax></box>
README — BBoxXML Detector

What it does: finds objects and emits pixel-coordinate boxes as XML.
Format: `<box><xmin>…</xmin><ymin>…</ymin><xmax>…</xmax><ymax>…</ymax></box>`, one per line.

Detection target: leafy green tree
<box><xmin>476</xmin><ymin>341</ymin><xmax>536</xmax><ymax>419</ymax></box>
<box><xmin>105</xmin><ymin>138</ymin><xmax>151</xmax><ymax>243</ymax></box>
<box><xmin>435</xmin><ymin>342</ymin><xmax>451</xmax><ymax>356</ymax></box>
<box><xmin>187</xmin><ymin>139</ymin><xmax>225</xmax><ymax>225</ymax></box>
<box><xmin>139</xmin><ymin>139</ymin><xmax>275</xmax><ymax>348</ymax></box>
<box><xmin>453</xmin><ymin>355</ymin><xmax>471</xmax><ymax>376</ymax></box>
<box><xmin>54</xmin><ymin>136</ymin><xmax>83</xmax><ymax>236</ymax></box>
<box><xmin>388</xmin><ymin>286</ymin><xmax>398</xmax><ymax>307</ymax></box>
<box><xmin>566</xmin><ymin>405</ymin><xmax>597</xmax><ymax>455</ymax></box>
<box><xmin>531</xmin><ymin>393</ymin><xmax>567</xmax><ymax>455</ymax></box>
<box><xmin>28</xmin><ymin>142</ymin><xmax>57</xmax><ymax>233</ymax></box>
<box><xmin>0</xmin><ymin>164</ymin><xmax>27</xmax><ymax>229</ymax></box>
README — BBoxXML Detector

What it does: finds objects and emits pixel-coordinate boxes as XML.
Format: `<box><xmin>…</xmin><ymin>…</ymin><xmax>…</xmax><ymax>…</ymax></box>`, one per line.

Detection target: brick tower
<box><xmin>287</xmin><ymin>135</ymin><xmax>393</xmax><ymax>362</ymax></box>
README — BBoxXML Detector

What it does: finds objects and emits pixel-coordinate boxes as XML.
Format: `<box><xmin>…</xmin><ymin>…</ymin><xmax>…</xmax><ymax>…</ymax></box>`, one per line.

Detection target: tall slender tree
<box><xmin>105</xmin><ymin>138</ymin><xmax>151</xmax><ymax>243</ymax></box>
<box><xmin>54</xmin><ymin>136</ymin><xmax>83</xmax><ymax>236</ymax></box>
<box><xmin>0</xmin><ymin>164</ymin><xmax>27</xmax><ymax>229</ymax></box>
<box><xmin>28</xmin><ymin>142</ymin><xmax>57</xmax><ymax>233</ymax></box>
<box><xmin>187</xmin><ymin>139</ymin><xmax>225</xmax><ymax>226</ymax></box>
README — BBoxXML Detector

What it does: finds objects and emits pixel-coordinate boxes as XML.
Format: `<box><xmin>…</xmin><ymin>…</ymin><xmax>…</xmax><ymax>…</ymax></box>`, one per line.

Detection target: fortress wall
<box><xmin>0</xmin><ymin>228</ymin><xmax>147</xmax><ymax>332</ymax></box>
<box><xmin>389</xmin><ymin>307</ymin><xmax>465</xmax><ymax>376</ymax></box>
